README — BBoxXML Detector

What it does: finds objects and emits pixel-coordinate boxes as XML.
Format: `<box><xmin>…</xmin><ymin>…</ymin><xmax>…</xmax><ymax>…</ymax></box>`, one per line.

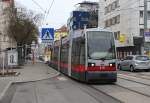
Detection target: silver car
<box><xmin>117</xmin><ymin>55</ymin><xmax>150</xmax><ymax>72</ymax></box>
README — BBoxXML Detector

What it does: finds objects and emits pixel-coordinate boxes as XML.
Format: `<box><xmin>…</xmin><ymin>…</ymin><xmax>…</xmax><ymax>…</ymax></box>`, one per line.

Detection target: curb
<box><xmin>0</xmin><ymin>82</ymin><xmax>13</xmax><ymax>103</ymax></box>
<box><xmin>14</xmin><ymin>72</ymin><xmax>60</xmax><ymax>83</ymax></box>
<box><xmin>0</xmin><ymin>82</ymin><xmax>12</xmax><ymax>101</ymax></box>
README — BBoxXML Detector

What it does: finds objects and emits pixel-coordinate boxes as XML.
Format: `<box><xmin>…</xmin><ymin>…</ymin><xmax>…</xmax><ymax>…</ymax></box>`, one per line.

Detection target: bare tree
<box><xmin>8</xmin><ymin>7</ymin><xmax>43</xmax><ymax>45</ymax></box>
<box><xmin>7</xmin><ymin>6</ymin><xmax>43</xmax><ymax>65</ymax></box>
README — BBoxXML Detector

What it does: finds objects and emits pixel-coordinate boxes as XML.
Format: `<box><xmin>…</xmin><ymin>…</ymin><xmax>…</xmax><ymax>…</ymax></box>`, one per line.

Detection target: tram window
<box><xmin>80</xmin><ymin>44</ymin><xmax>85</xmax><ymax>65</ymax></box>
<box><xmin>72</xmin><ymin>38</ymin><xmax>81</xmax><ymax>65</ymax></box>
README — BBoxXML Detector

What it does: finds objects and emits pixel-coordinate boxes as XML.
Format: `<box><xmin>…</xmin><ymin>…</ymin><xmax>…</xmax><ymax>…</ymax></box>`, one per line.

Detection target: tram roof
<box><xmin>86</xmin><ymin>27</ymin><xmax>113</xmax><ymax>33</ymax></box>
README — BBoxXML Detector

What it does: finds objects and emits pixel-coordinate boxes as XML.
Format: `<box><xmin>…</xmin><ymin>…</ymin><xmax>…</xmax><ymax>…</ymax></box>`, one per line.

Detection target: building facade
<box><xmin>99</xmin><ymin>0</ymin><xmax>150</xmax><ymax>58</ymax></box>
<box><xmin>0</xmin><ymin>0</ymin><xmax>17</xmax><ymax>51</ymax></box>
<box><xmin>67</xmin><ymin>1</ymin><xmax>99</xmax><ymax>31</ymax></box>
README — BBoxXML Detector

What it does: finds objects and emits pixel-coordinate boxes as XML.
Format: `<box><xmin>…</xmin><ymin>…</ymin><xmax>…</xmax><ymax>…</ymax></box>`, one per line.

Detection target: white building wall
<box><xmin>99</xmin><ymin>0</ymin><xmax>147</xmax><ymax>47</ymax></box>
<box><xmin>0</xmin><ymin>0</ymin><xmax>17</xmax><ymax>51</ymax></box>
<box><xmin>76</xmin><ymin>2</ymin><xmax>99</xmax><ymax>12</ymax></box>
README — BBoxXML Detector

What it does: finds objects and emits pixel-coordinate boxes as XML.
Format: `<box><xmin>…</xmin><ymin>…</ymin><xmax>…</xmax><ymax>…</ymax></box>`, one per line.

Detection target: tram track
<box><xmin>115</xmin><ymin>80</ymin><xmax>150</xmax><ymax>98</ymax></box>
<box><xmin>114</xmin><ymin>76</ymin><xmax>150</xmax><ymax>98</ymax></box>
<box><xmin>63</xmin><ymin>76</ymin><xmax>123</xmax><ymax>103</ymax></box>
<box><xmin>93</xmin><ymin>83</ymin><xmax>150</xmax><ymax>103</ymax></box>
<box><xmin>81</xmin><ymin>85</ymin><xmax>123</xmax><ymax>103</ymax></box>
<box><xmin>118</xmin><ymin>76</ymin><xmax>150</xmax><ymax>87</ymax></box>
<box><xmin>54</xmin><ymin>74</ymin><xmax>150</xmax><ymax>103</ymax></box>
<box><xmin>58</xmin><ymin>74</ymin><xmax>150</xmax><ymax>103</ymax></box>
<box><xmin>118</xmin><ymin>71</ymin><xmax>150</xmax><ymax>81</ymax></box>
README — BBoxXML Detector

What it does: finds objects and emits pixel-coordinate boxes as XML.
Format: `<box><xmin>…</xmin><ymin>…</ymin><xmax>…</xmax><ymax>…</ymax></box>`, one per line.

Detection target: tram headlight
<box><xmin>109</xmin><ymin>63</ymin><xmax>113</xmax><ymax>67</ymax></box>
<box><xmin>91</xmin><ymin>63</ymin><xmax>95</xmax><ymax>67</ymax></box>
<box><xmin>109</xmin><ymin>63</ymin><xmax>115</xmax><ymax>67</ymax></box>
<box><xmin>88</xmin><ymin>63</ymin><xmax>95</xmax><ymax>67</ymax></box>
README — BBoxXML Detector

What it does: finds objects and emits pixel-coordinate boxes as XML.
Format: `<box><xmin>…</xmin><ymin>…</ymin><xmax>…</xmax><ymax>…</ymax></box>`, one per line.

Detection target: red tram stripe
<box><xmin>87</xmin><ymin>66</ymin><xmax>116</xmax><ymax>71</ymax></box>
<box><xmin>50</xmin><ymin>61</ymin><xmax>116</xmax><ymax>72</ymax></box>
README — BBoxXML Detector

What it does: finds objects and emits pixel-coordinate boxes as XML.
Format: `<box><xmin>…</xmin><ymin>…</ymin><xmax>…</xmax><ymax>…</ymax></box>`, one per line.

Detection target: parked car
<box><xmin>117</xmin><ymin>55</ymin><xmax>150</xmax><ymax>72</ymax></box>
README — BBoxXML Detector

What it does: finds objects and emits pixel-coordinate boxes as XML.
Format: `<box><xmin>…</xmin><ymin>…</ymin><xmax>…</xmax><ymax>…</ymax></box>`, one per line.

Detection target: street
<box><xmin>1</xmin><ymin>0</ymin><xmax>150</xmax><ymax>103</ymax></box>
<box><xmin>10</xmin><ymin>70</ymin><xmax>150</xmax><ymax>103</ymax></box>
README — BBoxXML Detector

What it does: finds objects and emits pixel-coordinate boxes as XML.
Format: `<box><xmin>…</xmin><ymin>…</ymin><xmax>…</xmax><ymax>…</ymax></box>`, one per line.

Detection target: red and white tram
<box><xmin>49</xmin><ymin>28</ymin><xmax>117</xmax><ymax>83</ymax></box>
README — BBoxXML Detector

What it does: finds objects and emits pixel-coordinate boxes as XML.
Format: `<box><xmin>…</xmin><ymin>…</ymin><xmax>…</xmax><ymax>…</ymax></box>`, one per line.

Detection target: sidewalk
<box><xmin>0</xmin><ymin>61</ymin><xmax>59</xmax><ymax>101</ymax></box>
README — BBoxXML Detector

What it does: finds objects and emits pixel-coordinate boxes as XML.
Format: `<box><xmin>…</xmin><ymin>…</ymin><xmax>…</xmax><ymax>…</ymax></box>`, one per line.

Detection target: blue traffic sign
<box><xmin>41</xmin><ymin>28</ymin><xmax>54</xmax><ymax>43</ymax></box>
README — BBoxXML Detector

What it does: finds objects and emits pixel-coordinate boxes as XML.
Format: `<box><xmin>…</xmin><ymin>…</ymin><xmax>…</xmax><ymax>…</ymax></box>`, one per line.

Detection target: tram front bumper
<box><xmin>86</xmin><ymin>71</ymin><xmax>117</xmax><ymax>83</ymax></box>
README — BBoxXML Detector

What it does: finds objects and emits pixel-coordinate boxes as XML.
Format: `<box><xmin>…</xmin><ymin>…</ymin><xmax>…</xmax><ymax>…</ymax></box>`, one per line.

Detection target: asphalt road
<box><xmin>10</xmin><ymin>75</ymin><xmax>121</xmax><ymax>103</ymax></box>
<box><xmin>9</xmin><ymin>71</ymin><xmax>150</xmax><ymax>103</ymax></box>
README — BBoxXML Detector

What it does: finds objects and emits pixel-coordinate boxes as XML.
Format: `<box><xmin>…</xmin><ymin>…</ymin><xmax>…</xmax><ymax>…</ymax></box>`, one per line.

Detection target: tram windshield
<box><xmin>87</xmin><ymin>31</ymin><xmax>115</xmax><ymax>60</ymax></box>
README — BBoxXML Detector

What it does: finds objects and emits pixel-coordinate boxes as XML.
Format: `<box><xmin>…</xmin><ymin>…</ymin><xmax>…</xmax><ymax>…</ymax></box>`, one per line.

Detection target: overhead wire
<box><xmin>44</xmin><ymin>0</ymin><xmax>55</xmax><ymax>25</ymax></box>
<box><xmin>31</xmin><ymin>0</ymin><xmax>46</xmax><ymax>13</ymax></box>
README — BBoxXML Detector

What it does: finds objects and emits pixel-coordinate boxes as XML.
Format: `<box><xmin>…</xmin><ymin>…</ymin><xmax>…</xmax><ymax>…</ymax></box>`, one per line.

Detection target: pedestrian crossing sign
<box><xmin>41</xmin><ymin>28</ymin><xmax>54</xmax><ymax>43</ymax></box>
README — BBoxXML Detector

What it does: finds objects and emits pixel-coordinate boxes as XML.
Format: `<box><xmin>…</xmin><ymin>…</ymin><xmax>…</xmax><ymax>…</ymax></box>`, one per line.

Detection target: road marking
<box><xmin>57</xmin><ymin>77</ymin><xmax>67</xmax><ymax>81</ymax></box>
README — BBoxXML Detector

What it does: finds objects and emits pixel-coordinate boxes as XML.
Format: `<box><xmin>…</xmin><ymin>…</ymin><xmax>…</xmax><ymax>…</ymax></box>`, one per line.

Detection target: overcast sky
<box><xmin>15</xmin><ymin>0</ymin><xmax>99</xmax><ymax>29</ymax></box>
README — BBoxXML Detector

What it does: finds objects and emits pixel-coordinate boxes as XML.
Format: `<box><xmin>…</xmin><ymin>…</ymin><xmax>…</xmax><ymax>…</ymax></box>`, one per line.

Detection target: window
<box><xmin>147</xmin><ymin>11</ymin><xmax>150</xmax><ymax>20</ymax></box>
<box><xmin>125</xmin><ymin>56</ymin><xmax>133</xmax><ymax>60</ymax></box>
<box><xmin>105</xmin><ymin>15</ymin><xmax>120</xmax><ymax>27</ymax></box>
<box><xmin>114</xmin><ymin>31</ymin><xmax>120</xmax><ymax>40</ymax></box>
<box><xmin>107</xmin><ymin>19</ymin><xmax>111</xmax><ymax>27</ymax></box>
<box><xmin>140</xmin><ymin>11</ymin><xmax>143</xmax><ymax>18</ymax></box>
<box><xmin>136</xmin><ymin>56</ymin><xmax>149</xmax><ymax>61</ymax></box>
<box><xmin>112</xmin><ymin>17</ymin><xmax>116</xmax><ymax>25</ymax></box>
<box><xmin>105</xmin><ymin>0</ymin><xmax>119</xmax><ymax>14</ymax></box>
<box><xmin>111</xmin><ymin>2</ymin><xmax>116</xmax><ymax>10</ymax></box>
<box><xmin>116</xmin><ymin>15</ymin><xmax>120</xmax><ymax>24</ymax></box>
<box><xmin>108</xmin><ymin>4</ymin><xmax>111</xmax><ymax>13</ymax></box>
<box><xmin>105</xmin><ymin>7</ymin><xmax>107</xmax><ymax>14</ymax></box>
<box><xmin>110</xmin><ymin>19</ymin><xmax>112</xmax><ymax>25</ymax></box>
<box><xmin>105</xmin><ymin>20</ymin><xmax>108</xmax><ymax>27</ymax></box>
<box><xmin>140</xmin><ymin>29</ymin><xmax>144</xmax><ymax>36</ymax></box>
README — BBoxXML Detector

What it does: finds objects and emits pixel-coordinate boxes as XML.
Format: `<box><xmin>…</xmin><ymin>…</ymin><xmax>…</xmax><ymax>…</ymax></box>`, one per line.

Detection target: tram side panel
<box><xmin>50</xmin><ymin>46</ymin><xmax>59</xmax><ymax>70</ymax></box>
<box><xmin>71</xmin><ymin>37</ymin><xmax>86</xmax><ymax>81</ymax></box>
<box><xmin>60</xmin><ymin>42</ymin><xmax>69</xmax><ymax>75</ymax></box>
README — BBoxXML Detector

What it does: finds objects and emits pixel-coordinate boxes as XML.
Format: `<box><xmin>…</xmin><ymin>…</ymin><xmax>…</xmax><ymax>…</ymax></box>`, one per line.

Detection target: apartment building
<box><xmin>67</xmin><ymin>1</ymin><xmax>99</xmax><ymax>31</ymax></box>
<box><xmin>0</xmin><ymin>0</ymin><xmax>17</xmax><ymax>51</ymax></box>
<box><xmin>99</xmin><ymin>0</ymin><xmax>150</xmax><ymax>58</ymax></box>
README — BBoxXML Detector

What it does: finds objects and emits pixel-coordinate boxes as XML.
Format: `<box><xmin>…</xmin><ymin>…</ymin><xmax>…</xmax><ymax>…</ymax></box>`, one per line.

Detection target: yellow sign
<box><xmin>119</xmin><ymin>34</ymin><xmax>126</xmax><ymax>43</ymax></box>
<box><xmin>54</xmin><ymin>32</ymin><xmax>68</xmax><ymax>41</ymax></box>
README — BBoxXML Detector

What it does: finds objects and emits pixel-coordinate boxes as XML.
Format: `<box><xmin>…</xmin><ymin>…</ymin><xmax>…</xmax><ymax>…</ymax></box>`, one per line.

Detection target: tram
<box><xmin>49</xmin><ymin>27</ymin><xmax>117</xmax><ymax>83</ymax></box>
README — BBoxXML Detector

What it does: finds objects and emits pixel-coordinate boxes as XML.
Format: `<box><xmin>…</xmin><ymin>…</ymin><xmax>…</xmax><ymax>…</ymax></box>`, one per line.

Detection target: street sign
<box><xmin>144</xmin><ymin>32</ymin><xmax>150</xmax><ymax>42</ymax></box>
<box><xmin>41</xmin><ymin>28</ymin><xmax>54</xmax><ymax>43</ymax></box>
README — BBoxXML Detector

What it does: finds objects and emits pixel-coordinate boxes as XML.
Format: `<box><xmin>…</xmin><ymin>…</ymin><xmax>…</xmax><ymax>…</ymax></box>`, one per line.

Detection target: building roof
<box><xmin>77</xmin><ymin>1</ymin><xmax>98</xmax><ymax>6</ymax></box>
